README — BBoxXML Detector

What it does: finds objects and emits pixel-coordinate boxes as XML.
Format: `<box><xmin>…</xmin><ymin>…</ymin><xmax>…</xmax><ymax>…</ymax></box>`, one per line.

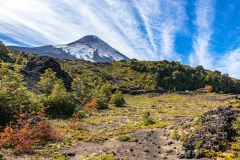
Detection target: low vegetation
<box><xmin>1</xmin><ymin>42</ymin><xmax>240</xmax><ymax>159</ymax></box>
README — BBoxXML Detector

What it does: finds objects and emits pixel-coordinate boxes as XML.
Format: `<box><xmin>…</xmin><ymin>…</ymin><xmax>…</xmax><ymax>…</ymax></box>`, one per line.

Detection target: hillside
<box><xmin>0</xmin><ymin>42</ymin><xmax>240</xmax><ymax>160</ymax></box>
<box><xmin>60</xmin><ymin>59</ymin><xmax>240</xmax><ymax>94</ymax></box>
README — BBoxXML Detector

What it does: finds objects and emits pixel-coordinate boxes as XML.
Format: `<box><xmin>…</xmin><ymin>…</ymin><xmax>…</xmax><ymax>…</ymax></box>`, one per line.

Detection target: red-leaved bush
<box><xmin>0</xmin><ymin>109</ymin><xmax>62</xmax><ymax>153</ymax></box>
<box><xmin>83</xmin><ymin>98</ymin><xmax>98</xmax><ymax>113</ymax></box>
<box><xmin>204</xmin><ymin>85</ymin><xmax>213</xmax><ymax>93</ymax></box>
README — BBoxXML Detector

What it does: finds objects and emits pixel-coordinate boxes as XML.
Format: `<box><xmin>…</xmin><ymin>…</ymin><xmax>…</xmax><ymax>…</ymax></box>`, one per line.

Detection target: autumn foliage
<box><xmin>0</xmin><ymin>110</ymin><xmax>62</xmax><ymax>153</ymax></box>
<box><xmin>204</xmin><ymin>85</ymin><xmax>213</xmax><ymax>93</ymax></box>
<box><xmin>83</xmin><ymin>98</ymin><xmax>98</xmax><ymax>113</ymax></box>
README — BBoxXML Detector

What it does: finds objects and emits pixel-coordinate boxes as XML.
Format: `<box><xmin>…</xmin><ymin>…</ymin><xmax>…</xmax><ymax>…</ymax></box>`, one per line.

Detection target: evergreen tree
<box><xmin>45</xmin><ymin>80</ymin><xmax>75</xmax><ymax>117</ymax></box>
<box><xmin>72</xmin><ymin>76</ymin><xmax>93</xmax><ymax>101</ymax></box>
<box><xmin>38</xmin><ymin>69</ymin><xmax>59</xmax><ymax>94</ymax></box>
<box><xmin>0</xmin><ymin>63</ymin><xmax>41</xmax><ymax>126</ymax></box>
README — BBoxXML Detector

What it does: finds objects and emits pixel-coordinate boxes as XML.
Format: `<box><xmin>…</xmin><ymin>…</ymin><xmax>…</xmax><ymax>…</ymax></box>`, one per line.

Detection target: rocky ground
<box><xmin>1</xmin><ymin>93</ymin><xmax>238</xmax><ymax>160</ymax></box>
<box><xmin>62</xmin><ymin>128</ymin><xmax>180</xmax><ymax>160</ymax></box>
<box><xmin>61</xmin><ymin>98</ymin><xmax>240</xmax><ymax>160</ymax></box>
<box><xmin>61</xmin><ymin>124</ymin><xmax>211</xmax><ymax>160</ymax></box>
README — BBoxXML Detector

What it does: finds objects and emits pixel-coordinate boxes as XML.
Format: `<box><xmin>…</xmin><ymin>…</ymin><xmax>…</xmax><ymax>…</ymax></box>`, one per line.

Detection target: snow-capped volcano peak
<box><xmin>8</xmin><ymin>35</ymin><xmax>129</xmax><ymax>62</ymax></box>
<box><xmin>69</xmin><ymin>35</ymin><xmax>102</xmax><ymax>45</ymax></box>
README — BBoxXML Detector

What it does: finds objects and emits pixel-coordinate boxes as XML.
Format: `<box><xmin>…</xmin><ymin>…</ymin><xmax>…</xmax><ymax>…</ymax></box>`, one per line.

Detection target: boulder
<box><xmin>21</xmin><ymin>56</ymin><xmax>72</xmax><ymax>92</ymax></box>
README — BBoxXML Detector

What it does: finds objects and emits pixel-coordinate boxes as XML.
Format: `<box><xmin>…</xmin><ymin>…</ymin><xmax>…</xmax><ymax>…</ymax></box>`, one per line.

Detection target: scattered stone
<box><xmin>111</xmin><ymin>151</ymin><xmax>116</xmax><ymax>156</ymax></box>
<box><xmin>167</xmin><ymin>141</ymin><xmax>173</xmax><ymax>145</ymax></box>
<box><xmin>178</xmin><ymin>154</ymin><xmax>185</xmax><ymax>159</ymax></box>
<box><xmin>185</xmin><ymin>150</ymin><xmax>195</xmax><ymax>159</ymax></box>
<box><xmin>183</xmin><ymin>107</ymin><xmax>240</xmax><ymax>159</ymax></box>
<box><xmin>151</xmin><ymin>105</ymin><xmax>156</xmax><ymax>108</ymax></box>
<box><xmin>143</xmin><ymin>149</ymin><xmax>149</xmax><ymax>153</ymax></box>
<box><xmin>63</xmin><ymin>152</ymin><xmax>76</xmax><ymax>157</ymax></box>
<box><xmin>195</xmin><ymin>151</ymin><xmax>203</xmax><ymax>159</ymax></box>
<box><xmin>166</xmin><ymin>149</ymin><xmax>174</xmax><ymax>154</ymax></box>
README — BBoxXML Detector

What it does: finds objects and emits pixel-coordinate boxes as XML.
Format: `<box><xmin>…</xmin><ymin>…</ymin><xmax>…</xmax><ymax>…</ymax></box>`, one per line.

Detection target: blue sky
<box><xmin>0</xmin><ymin>0</ymin><xmax>240</xmax><ymax>78</ymax></box>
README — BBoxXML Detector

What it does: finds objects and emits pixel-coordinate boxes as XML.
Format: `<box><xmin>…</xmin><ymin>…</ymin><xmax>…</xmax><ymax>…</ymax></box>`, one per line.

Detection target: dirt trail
<box><xmin>61</xmin><ymin>126</ymin><xmax>209</xmax><ymax>160</ymax></box>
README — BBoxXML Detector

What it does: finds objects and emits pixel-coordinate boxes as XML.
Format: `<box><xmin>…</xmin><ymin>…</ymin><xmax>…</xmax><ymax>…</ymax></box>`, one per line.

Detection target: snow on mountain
<box><xmin>8</xmin><ymin>35</ymin><xmax>129</xmax><ymax>62</ymax></box>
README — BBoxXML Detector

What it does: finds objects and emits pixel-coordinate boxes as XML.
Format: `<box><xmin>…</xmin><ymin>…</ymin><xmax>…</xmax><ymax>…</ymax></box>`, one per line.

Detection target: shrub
<box><xmin>231</xmin><ymin>143</ymin><xmax>240</xmax><ymax>151</ymax></box>
<box><xmin>232</xmin><ymin>117</ymin><xmax>240</xmax><ymax>135</ymax></box>
<box><xmin>54</xmin><ymin>155</ymin><xmax>69</xmax><ymax>160</ymax></box>
<box><xmin>68</xmin><ymin>112</ymin><xmax>82</xmax><ymax>130</ymax></box>
<box><xmin>117</xmin><ymin>134</ymin><xmax>131</xmax><ymax>141</ymax></box>
<box><xmin>84</xmin><ymin>153</ymin><xmax>116</xmax><ymax>160</ymax></box>
<box><xmin>95</xmin><ymin>98</ymin><xmax>108</xmax><ymax>110</ymax></box>
<box><xmin>84</xmin><ymin>98</ymin><xmax>98</xmax><ymax>113</ymax></box>
<box><xmin>0</xmin><ymin>110</ymin><xmax>61</xmax><ymax>153</ymax></box>
<box><xmin>142</xmin><ymin>112</ymin><xmax>155</xmax><ymax>126</ymax></box>
<box><xmin>110</xmin><ymin>91</ymin><xmax>125</xmax><ymax>107</ymax></box>
<box><xmin>204</xmin><ymin>85</ymin><xmax>213</xmax><ymax>93</ymax></box>
<box><xmin>45</xmin><ymin>80</ymin><xmax>75</xmax><ymax>118</ymax></box>
<box><xmin>99</xmin><ymin>83</ymin><xmax>113</xmax><ymax>101</ymax></box>
<box><xmin>116</xmin><ymin>134</ymin><xmax>136</xmax><ymax>142</ymax></box>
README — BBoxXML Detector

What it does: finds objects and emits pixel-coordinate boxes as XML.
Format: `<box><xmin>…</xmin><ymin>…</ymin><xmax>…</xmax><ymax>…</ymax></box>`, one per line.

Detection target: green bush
<box><xmin>142</xmin><ymin>111</ymin><xmax>155</xmax><ymax>126</ymax></box>
<box><xmin>110</xmin><ymin>91</ymin><xmax>125</xmax><ymax>107</ymax></box>
<box><xmin>45</xmin><ymin>80</ymin><xmax>75</xmax><ymax>118</ymax></box>
<box><xmin>84</xmin><ymin>153</ymin><xmax>115</xmax><ymax>160</ymax></box>
<box><xmin>95</xmin><ymin>97</ymin><xmax>108</xmax><ymax>110</ymax></box>
<box><xmin>116</xmin><ymin>134</ymin><xmax>136</xmax><ymax>142</ymax></box>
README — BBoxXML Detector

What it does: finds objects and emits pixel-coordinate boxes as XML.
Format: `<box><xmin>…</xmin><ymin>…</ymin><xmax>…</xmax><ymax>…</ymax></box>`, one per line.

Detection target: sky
<box><xmin>0</xmin><ymin>0</ymin><xmax>240</xmax><ymax>78</ymax></box>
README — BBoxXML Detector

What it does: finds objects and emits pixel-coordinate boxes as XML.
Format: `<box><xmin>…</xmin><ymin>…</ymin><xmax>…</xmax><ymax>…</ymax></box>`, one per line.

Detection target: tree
<box><xmin>0</xmin><ymin>42</ymin><xmax>11</xmax><ymax>62</ymax></box>
<box><xmin>72</xmin><ymin>76</ymin><xmax>93</xmax><ymax>101</ymax></box>
<box><xmin>110</xmin><ymin>90</ymin><xmax>125</xmax><ymax>107</ymax></box>
<box><xmin>38</xmin><ymin>69</ymin><xmax>59</xmax><ymax>94</ymax></box>
<box><xmin>45</xmin><ymin>80</ymin><xmax>75</xmax><ymax>117</ymax></box>
<box><xmin>0</xmin><ymin>63</ymin><xmax>41</xmax><ymax>126</ymax></box>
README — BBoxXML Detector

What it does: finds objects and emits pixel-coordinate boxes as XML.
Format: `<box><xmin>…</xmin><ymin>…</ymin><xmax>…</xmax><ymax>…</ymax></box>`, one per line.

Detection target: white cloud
<box><xmin>217</xmin><ymin>48</ymin><xmax>240</xmax><ymax>79</ymax></box>
<box><xmin>190</xmin><ymin>0</ymin><xmax>215</xmax><ymax>69</ymax></box>
<box><xmin>0</xmin><ymin>0</ymin><xmax>186</xmax><ymax>61</ymax></box>
<box><xmin>133</xmin><ymin>0</ymin><xmax>186</xmax><ymax>60</ymax></box>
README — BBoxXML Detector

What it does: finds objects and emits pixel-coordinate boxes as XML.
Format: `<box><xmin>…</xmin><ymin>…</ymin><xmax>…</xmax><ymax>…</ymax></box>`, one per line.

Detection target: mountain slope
<box><xmin>8</xmin><ymin>35</ymin><xmax>129</xmax><ymax>62</ymax></box>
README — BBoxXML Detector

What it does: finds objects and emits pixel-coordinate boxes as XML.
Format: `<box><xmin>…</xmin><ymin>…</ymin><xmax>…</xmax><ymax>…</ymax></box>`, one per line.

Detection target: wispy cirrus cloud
<box><xmin>2</xmin><ymin>0</ymin><xmax>240</xmax><ymax>79</ymax></box>
<box><xmin>133</xmin><ymin>0</ymin><xmax>186</xmax><ymax>60</ymax></box>
<box><xmin>0</xmin><ymin>0</ymin><xmax>186</xmax><ymax>60</ymax></box>
<box><xmin>189</xmin><ymin>0</ymin><xmax>215</xmax><ymax>69</ymax></box>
